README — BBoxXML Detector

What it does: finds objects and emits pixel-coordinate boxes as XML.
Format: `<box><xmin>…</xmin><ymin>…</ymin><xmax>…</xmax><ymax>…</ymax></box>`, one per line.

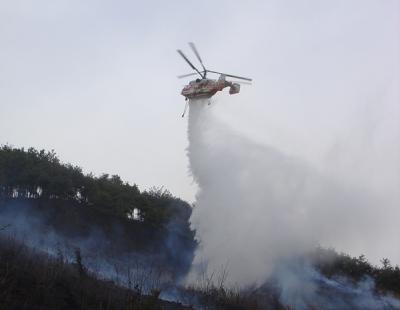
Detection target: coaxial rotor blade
<box><xmin>177</xmin><ymin>71</ymin><xmax>205</xmax><ymax>79</ymax></box>
<box><xmin>189</xmin><ymin>42</ymin><xmax>206</xmax><ymax>72</ymax></box>
<box><xmin>177</xmin><ymin>49</ymin><xmax>204</xmax><ymax>78</ymax></box>
<box><xmin>207</xmin><ymin>70</ymin><xmax>252</xmax><ymax>81</ymax></box>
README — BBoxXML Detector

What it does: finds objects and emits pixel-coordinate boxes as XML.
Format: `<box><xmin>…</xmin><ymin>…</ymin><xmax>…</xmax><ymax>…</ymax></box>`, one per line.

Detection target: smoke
<box><xmin>270</xmin><ymin>260</ymin><xmax>400</xmax><ymax>309</ymax></box>
<box><xmin>0</xmin><ymin>200</ymin><xmax>192</xmax><ymax>293</ymax></box>
<box><xmin>186</xmin><ymin>99</ymin><xmax>399</xmax><ymax>308</ymax></box>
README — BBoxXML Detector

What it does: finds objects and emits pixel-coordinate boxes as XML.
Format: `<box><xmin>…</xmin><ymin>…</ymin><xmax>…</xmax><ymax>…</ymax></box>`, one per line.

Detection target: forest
<box><xmin>0</xmin><ymin>145</ymin><xmax>194</xmax><ymax>226</ymax></box>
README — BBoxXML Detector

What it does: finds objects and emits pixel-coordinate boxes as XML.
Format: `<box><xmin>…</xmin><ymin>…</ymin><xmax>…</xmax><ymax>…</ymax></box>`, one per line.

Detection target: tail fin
<box><xmin>229</xmin><ymin>83</ymin><xmax>240</xmax><ymax>95</ymax></box>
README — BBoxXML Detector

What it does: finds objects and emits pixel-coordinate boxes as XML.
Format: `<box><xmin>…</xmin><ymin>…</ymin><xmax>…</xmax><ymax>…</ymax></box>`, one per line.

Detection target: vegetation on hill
<box><xmin>311</xmin><ymin>247</ymin><xmax>400</xmax><ymax>297</ymax></box>
<box><xmin>0</xmin><ymin>145</ymin><xmax>188</xmax><ymax>226</ymax></box>
<box><xmin>0</xmin><ymin>145</ymin><xmax>196</xmax><ymax>284</ymax></box>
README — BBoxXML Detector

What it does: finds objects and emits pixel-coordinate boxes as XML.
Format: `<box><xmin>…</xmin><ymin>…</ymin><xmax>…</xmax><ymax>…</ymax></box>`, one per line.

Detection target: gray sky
<box><xmin>1</xmin><ymin>0</ymin><xmax>399</xmax><ymax>208</ymax></box>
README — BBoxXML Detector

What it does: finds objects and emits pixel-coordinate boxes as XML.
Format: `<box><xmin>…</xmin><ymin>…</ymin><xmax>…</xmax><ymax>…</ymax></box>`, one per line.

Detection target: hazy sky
<box><xmin>1</xmin><ymin>0</ymin><xmax>399</xmax><ymax>205</ymax></box>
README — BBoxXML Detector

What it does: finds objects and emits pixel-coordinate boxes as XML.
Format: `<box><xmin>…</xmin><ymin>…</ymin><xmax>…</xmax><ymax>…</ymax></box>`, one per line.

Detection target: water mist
<box><xmin>186</xmin><ymin>98</ymin><xmax>400</xmax><ymax>309</ymax></box>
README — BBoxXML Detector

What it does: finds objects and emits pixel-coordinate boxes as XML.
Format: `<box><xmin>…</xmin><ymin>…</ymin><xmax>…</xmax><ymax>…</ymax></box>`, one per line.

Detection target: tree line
<box><xmin>0</xmin><ymin>145</ymin><xmax>191</xmax><ymax>226</ymax></box>
<box><xmin>312</xmin><ymin>247</ymin><xmax>400</xmax><ymax>296</ymax></box>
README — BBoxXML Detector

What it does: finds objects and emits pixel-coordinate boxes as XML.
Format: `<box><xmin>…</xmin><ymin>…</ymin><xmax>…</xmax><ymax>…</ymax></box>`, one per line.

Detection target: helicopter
<box><xmin>177</xmin><ymin>42</ymin><xmax>252</xmax><ymax>116</ymax></box>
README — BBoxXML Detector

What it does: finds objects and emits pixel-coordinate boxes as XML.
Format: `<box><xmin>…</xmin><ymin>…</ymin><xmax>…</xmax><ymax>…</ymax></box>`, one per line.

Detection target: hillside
<box><xmin>0</xmin><ymin>233</ymin><xmax>191</xmax><ymax>310</ymax></box>
<box><xmin>0</xmin><ymin>146</ymin><xmax>197</xmax><ymax>302</ymax></box>
<box><xmin>1</xmin><ymin>145</ymin><xmax>399</xmax><ymax>309</ymax></box>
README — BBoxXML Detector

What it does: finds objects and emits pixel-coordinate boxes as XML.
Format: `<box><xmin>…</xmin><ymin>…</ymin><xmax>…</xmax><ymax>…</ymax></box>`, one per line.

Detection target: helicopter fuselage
<box><xmin>181</xmin><ymin>75</ymin><xmax>240</xmax><ymax>100</ymax></box>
